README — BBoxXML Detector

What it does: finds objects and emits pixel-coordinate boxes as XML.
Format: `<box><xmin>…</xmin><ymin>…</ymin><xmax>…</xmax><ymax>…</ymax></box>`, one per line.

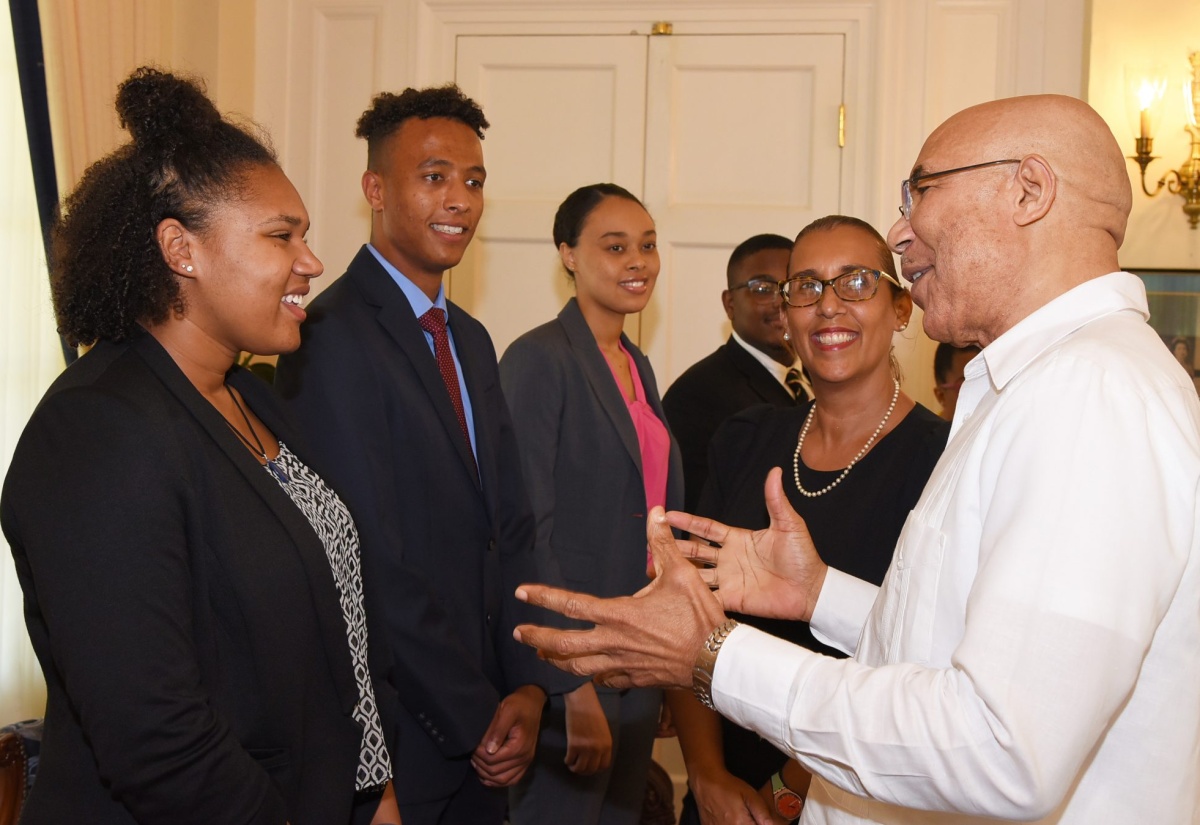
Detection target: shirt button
<box><xmin>488</xmin><ymin>539</ymin><xmax>497</xmax><ymax>552</ymax></box>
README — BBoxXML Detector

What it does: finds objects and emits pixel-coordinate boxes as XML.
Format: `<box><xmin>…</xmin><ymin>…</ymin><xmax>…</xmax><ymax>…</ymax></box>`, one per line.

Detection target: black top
<box><xmin>662</xmin><ymin>338</ymin><xmax>798</xmax><ymax>512</ymax></box>
<box><xmin>698</xmin><ymin>401</ymin><xmax>949</xmax><ymax>790</ymax></box>
<box><xmin>2</xmin><ymin>333</ymin><xmax>363</xmax><ymax>824</ymax></box>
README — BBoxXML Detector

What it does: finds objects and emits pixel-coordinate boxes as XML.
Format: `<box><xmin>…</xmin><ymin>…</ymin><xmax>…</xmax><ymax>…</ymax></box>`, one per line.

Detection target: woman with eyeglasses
<box><xmin>669</xmin><ymin>215</ymin><xmax>949</xmax><ymax>825</ymax></box>
<box><xmin>498</xmin><ymin>183</ymin><xmax>682</xmax><ymax>825</ymax></box>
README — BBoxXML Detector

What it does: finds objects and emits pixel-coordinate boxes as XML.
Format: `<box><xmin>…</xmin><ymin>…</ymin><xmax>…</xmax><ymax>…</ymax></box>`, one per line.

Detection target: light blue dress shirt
<box><xmin>366</xmin><ymin>244</ymin><xmax>477</xmax><ymax>458</ymax></box>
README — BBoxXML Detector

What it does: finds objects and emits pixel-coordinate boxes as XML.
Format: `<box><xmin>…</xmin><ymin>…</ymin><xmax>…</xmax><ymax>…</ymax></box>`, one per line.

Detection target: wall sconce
<box><xmin>1128</xmin><ymin>54</ymin><xmax>1200</xmax><ymax>229</ymax></box>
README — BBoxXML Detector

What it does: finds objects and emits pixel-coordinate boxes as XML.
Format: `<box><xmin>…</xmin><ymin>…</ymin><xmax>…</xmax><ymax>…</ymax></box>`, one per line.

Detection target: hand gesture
<box><xmin>514</xmin><ymin>506</ymin><xmax>726</xmax><ymax>689</ymax></box>
<box><xmin>671</xmin><ymin>467</ymin><xmax>827</xmax><ymax>623</ymax></box>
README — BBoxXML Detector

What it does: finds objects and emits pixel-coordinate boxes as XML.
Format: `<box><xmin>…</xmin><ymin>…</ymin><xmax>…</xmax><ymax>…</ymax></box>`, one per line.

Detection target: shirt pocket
<box><xmin>870</xmin><ymin>514</ymin><xmax>946</xmax><ymax>666</ymax></box>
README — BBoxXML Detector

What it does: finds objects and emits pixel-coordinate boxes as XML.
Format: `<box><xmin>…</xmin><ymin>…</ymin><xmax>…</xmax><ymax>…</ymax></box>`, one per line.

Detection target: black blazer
<box><xmin>661</xmin><ymin>337</ymin><xmax>797</xmax><ymax>511</ymax></box>
<box><xmin>275</xmin><ymin>246</ymin><xmax>571</xmax><ymax>804</ymax></box>
<box><xmin>0</xmin><ymin>332</ymin><xmax>362</xmax><ymax>825</ymax></box>
<box><xmin>499</xmin><ymin>299</ymin><xmax>684</xmax><ymax>639</ymax></box>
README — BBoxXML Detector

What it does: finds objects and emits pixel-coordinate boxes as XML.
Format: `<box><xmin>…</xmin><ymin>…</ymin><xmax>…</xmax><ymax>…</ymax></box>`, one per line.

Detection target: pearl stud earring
<box><xmin>184</xmin><ymin>265</ymin><xmax>194</xmax><ymax>273</ymax></box>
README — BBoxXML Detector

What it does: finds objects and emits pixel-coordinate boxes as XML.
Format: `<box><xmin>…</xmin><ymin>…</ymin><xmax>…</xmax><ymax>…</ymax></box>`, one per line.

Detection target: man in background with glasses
<box><xmin>513</xmin><ymin>94</ymin><xmax>1200</xmax><ymax>825</ymax></box>
<box><xmin>663</xmin><ymin>234</ymin><xmax>813</xmax><ymax>511</ymax></box>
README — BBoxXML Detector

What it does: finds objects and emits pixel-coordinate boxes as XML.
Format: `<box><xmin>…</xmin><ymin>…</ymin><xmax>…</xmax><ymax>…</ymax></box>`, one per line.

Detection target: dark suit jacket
<box><xmin>274</xmin><ymin>246</ymin><xmax>570</xmax><ymax>804</ymax></box>
<box><xmin>0</xmin><ymin>332</ymin><xmax>361</xmax><ymax>825</ymax></box>
<box><xmin>661</xmin><ymin>337</ymin><xmax>797</xmax><ymax>511</ymax></box>
<box><xmin>499</xmin><ymin>299</ymin><xmax>684</xmax><ymax>637</ymax></box>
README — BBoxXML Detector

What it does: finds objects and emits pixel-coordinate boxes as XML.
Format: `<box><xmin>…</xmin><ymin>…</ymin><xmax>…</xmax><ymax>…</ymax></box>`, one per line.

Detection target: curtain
<box><xmin>0</xmin><ymin>0</ymin><xmax>59</xmax><ymax>725</ymax></box>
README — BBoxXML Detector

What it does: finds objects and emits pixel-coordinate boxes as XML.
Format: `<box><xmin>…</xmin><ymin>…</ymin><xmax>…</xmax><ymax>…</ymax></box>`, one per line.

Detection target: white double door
<box><xmin>452</xmin><ymin>32</ymin><xmax>845</xmax><ymax>386</ymax></box>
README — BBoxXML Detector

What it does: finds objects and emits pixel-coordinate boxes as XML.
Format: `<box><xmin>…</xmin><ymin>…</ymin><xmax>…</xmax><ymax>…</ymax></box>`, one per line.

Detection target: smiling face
<box><xmin>561</xmin><ymin>195</ymin><xmax>659</xmax><ymax>322</ymax></box>
<box><xmin>885</xmin><ymin>96</ymin><xmax>1132</xmax><ymax>349</ymax></box>
<box><xmin>787</xmin><ymin>223</ymin><xmax>910</xmax><ymax>387</ymax></box>
<box><xmin>886</xmin><ymin>123</ymin><xmax>1015</xmax><ymax>347</ymax></box>
<box><xmin>723</xmin><ymin>247</ymin><xmax>792</xmax><ymax>364</ymax></box>
<box><xmin>362</xmin><ymin>116</ymin><xmax>485</xmax><ymax>296</ymax></box>
<box><xmin>175</xmin><ymin>163</ymin><xmax>322</xmax><ymax>356</ymax></box>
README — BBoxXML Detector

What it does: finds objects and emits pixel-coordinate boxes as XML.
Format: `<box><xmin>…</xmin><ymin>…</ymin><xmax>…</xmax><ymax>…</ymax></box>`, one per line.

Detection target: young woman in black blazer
<box><xmin>0</xmin><ymin>68</ymin><xmax>398</xmax><ymax>824</ymax></box>
<box><xmin>500</xmin><ymin>184</ymin><xmax>683</xmax><ymax>825</ymax></box>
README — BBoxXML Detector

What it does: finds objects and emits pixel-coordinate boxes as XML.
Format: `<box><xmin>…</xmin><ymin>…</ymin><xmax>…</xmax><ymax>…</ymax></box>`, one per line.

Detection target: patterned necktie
<box><xmin>417</xmin><ymin>308</ymin><xmax>477</xmax><ymax>473</ymax></box>
<box><xmin>785</xmin><ymin>366</ymin><xmax>814</xmax><ymax>402</ymax></box>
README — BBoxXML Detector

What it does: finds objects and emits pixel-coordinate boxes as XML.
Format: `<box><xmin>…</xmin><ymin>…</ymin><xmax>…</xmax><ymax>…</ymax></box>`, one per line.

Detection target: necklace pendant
<box><xmin>266</xmin><ymin>458</ymin><xmax>290</xmax><ymax>484</ymax></box>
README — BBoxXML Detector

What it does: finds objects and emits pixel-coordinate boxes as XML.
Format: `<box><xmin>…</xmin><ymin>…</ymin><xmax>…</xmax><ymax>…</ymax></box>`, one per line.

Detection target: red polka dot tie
<box><xmin>418</xmin><ymin>308</ymin><xmax>477</xmax><ymax>475</ymax></box>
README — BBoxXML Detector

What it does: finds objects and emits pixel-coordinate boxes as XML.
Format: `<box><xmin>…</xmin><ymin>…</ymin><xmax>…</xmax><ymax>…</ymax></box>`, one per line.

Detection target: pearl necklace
<box><xmin>792</xmin><ymin>378</ymin><xmax>900</xmax><ymax>498</ymax></box>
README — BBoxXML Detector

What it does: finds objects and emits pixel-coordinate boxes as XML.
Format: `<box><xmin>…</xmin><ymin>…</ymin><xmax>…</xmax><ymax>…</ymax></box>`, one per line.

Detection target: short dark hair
<box><xmin>726</xmin><ymin>233</ymin><xmax>793</xmax><ymax>287</ymax></box>
<box><xmin>51</xmin><ymin>66</ymin><xmax>277</xmax><ymax>346</ymax></box>
<box><xmin>934</xmin><ymin>342</ymin><xmax>981</xmax><ymax>384</ymax></box>
<box><xmin>356</xmin><ymin>85</ymin><xmax>489</xmax><ymax>171</ymax></box>
<box><xmin>552</xmin><ymin>183</ymin><xmax>646</xmax><ymax>270</ymax></box>
<box><xmin>793</xmin><ymin>215</ymin><xmax>897</xmax><ymax>279</ymax></box>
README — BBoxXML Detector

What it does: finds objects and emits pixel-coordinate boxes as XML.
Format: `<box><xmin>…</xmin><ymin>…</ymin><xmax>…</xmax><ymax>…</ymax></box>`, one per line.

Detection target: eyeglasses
<box><xmin>729</xmin><ymin>278</ymin><xmax>783</xmax><ymax>301</ymax></box>
<box><xmin>780</xmin><ymin>268</ymin><xmax>902</xmax><ymax>308</ymax></box>
<box><xmin>899</xmin><ymin>159</ymin><xmax>1020</xmax><ymax>219</ymax></box>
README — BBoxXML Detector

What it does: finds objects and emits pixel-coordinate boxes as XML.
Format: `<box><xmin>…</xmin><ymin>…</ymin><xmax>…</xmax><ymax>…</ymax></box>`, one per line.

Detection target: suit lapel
<box><xmin>557</xmin><ymin>299</ymin><xmax>643</xmax><ymax>476</ymax></box>
<box><xmin>348</xmin><ymin>249</ymin><xmax>481</xmax><ymax>487</ymax></box>
<box><xmin>130</xmin><ymin>334</ymin><xmax>358</xmax><ymax>709</ymax></box>
<box><xmin>448</xmin><ymin>302</ymin><xmax>494</xmax><ymax>499</ymax></box>
<box><xmin>723</xmin><ymin>337</ymin><xmax>796</xmax><ymax>405</ymax></box>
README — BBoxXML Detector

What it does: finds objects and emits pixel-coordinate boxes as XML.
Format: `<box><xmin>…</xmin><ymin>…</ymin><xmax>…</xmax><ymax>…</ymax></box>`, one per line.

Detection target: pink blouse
<box><xmin>605</xmin><ymin>343</ymin><xmax>671</xmax><ymax>570</ymax></box>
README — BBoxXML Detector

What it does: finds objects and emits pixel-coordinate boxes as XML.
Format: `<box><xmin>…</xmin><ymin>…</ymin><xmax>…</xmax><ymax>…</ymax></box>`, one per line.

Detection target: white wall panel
<box><xmin>643</xmin><ymin>33</ymin><xmax>844</xmax><ymax>386</ymax></box>
<box><xmin>307</xmin><ymin>9</ymin><xmax>380</xmax><ymax>283</ymax></box>
<box><xmin>925</xmin><ymin>1</ymin><xmax>1012</xmax><ymax>132</ymax></box>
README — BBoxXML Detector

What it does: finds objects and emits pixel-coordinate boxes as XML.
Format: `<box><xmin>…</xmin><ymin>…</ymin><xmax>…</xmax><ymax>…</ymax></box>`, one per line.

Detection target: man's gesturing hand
<box><xmin>513</xmin><ymin>505</ymin><xmax>726</xmax><ymax>690</ymax></box>
<box><xmin>672</xmin><ymin>467</ymin><xmax>827</xmax><ymax>623</ymax></box>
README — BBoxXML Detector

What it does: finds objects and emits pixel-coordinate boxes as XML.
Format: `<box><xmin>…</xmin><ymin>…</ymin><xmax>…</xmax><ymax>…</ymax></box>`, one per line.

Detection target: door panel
<box><xmin>453</xmin><ymin>35</ymin><xmax>649</xmax><ymax>355</ymax></box>
<box><xmin>455</xmin><ymin>32</ymin><xmax>844</xmax><ymax>384</ymax></box>
<box><xmin>642</xmin><ymin>34</ymin><xmax>845</xmax><ymax>386</ymax></box>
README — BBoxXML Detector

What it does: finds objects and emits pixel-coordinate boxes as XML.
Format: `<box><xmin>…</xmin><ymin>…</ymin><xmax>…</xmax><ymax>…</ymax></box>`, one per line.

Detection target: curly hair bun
<box><xmin>115</xmin><ymin>66</ymin><xmax>221</xmax><ymax>156</ymax></box>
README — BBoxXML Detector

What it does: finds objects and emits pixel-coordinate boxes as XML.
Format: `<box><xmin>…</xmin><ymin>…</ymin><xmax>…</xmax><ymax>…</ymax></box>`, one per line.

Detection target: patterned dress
<box><xmin>270</xmin><ymin>442</ymin><xmax>392</xmax><ymax>790</ymax></box>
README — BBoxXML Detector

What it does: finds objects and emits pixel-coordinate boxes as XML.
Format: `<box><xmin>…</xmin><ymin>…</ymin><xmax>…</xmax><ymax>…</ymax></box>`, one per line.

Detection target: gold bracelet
<box><xmin>692</xmin><ymin>619</ymin><xmax>739</xmax><ymax>710</ymax></box>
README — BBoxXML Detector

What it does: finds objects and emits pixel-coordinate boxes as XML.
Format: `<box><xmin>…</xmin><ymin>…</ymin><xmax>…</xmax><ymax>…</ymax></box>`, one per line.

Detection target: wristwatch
<box><xmin>691</xmin><ymin>619</ymin><xmax>739</xmax><ymax>709</ymax></box>
<box><xmin>771</xmin><ymin>771</ymin><xmax>804</xmax><ymax>821</ymax></box>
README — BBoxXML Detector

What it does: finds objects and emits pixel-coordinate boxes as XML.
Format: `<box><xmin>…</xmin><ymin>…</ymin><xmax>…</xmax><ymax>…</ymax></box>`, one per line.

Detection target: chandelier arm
<box><xmin>1140</xmin><ymin>165</ymin><xmax>1170</xmax><ymax>197</ymax></box>
<box><xmin>1163</xmin><ymin>168</ymin><xmax>1185</xmax><ymax>196</ymax></box>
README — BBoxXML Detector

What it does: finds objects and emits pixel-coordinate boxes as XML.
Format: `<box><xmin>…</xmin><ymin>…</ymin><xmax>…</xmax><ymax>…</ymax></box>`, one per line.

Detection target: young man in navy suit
<box><xmin>276</xmin><ymin>86</ymin><xmax>573</xmax><ymax>825</ymax></box>
<box><xmin>662</xmin><ymin>233</ymin><xmax>811</xmax><ymax>510</ymax></box>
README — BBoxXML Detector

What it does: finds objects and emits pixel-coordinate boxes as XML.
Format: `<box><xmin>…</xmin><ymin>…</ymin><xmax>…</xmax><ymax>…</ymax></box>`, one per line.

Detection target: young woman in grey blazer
<box><xmin>500</xmin><ymin>184</ymin><xmax>684</xmax><ymax>825</ymax></box>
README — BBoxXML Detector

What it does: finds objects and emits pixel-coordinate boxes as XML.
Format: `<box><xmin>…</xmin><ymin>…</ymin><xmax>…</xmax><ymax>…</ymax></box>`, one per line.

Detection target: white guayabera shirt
<box><xmin>713</xmin><ymin>273</ymin><xmax>1200</xmax><ymax>825</ymax></box>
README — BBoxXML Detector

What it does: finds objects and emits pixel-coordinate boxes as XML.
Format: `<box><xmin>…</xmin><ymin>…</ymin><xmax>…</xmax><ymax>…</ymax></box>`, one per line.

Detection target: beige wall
<box><xmin>1089</xmin><ymin>0</ymin><xmax>1200</xmax><ymax>268</ymax></box>
<box><xmin>39</xmin><ymin>0</ymin><xmax>255</xmax><ymax>193</ymax></box>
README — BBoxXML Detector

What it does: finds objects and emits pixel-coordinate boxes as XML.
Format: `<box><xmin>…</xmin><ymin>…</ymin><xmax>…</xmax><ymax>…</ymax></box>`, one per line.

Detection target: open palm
<box><xmin>670</xmin><ymin>467</ymin><xmax>828</xmax><ymax>623</ymax></box>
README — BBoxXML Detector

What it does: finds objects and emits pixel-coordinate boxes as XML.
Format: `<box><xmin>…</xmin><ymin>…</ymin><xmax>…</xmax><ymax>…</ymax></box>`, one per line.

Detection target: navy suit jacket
<box><xmin>662</xmin><ymin>336</ymin><xmax>798</xmax><ymax>511</ymax></box>
<box><xmin>2</xmin><ymin>332</ymin><xmax>361</xmax><ymax>824</ymax></box>
<box><xmin>275</xmin><ymin>246</ymin><xmax>570</xmax><ymax>803</ymax></box>
<box><xmin>499</xmin><ymin>299</ymin><xmax>684</xmax><ymax>633</ymax></box>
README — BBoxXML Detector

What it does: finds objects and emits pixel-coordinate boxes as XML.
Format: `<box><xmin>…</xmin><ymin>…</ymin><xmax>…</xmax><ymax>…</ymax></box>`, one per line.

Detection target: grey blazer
<box><xmin>498</xmin><ymin>299</ymin><xmax>684</xmax><ymax>640</ymax></box>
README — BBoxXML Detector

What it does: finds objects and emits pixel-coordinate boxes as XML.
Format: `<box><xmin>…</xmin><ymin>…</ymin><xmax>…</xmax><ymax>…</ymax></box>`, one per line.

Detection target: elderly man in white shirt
<box><xmin>511</xmin><ymin>93</ymin><xmax>1200</xmax><ymax>825</ymax></box>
